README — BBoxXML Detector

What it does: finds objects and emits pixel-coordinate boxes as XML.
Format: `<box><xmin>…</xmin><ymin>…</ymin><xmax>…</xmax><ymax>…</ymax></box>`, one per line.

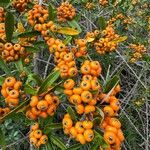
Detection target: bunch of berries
<box><xmin>57</xmin><ymin>2</ymin><xmax>76</xmax><ymax>22</ymax></box>
<box><xmin>0</xmin><ymin>7</ymin><xmax>5</xmax><ymax>23</ymax></box>
<box><xmin>129</xmin><ymin>44</ymin><xmax>147</xmax><ymax>63</ymax></box>
<box><xmin>12</xmin><ymin>0</ymin><xmax>31</xmax><ymax>12</ymax></box>
<box><xmin>29</xmin><ymin>122</ymin><xmax>48</xmax><ymax>147</ymax></box>
<box><xmin>0</xmin><ymin>107</ymin><xmax>10</xmax><ymax>118</ymax></box>
<box><xmin>26</xmin><ymin>94</ymin><xmax>60</xmax><ymax>120</ymax></box>
<box><xmin>0</xmin><ymin>42</ymin><xmax>27</xmax><ymax>62</ymax></box>
<box><xmin>34</xmin><ymin>21</ymin><xmax>57</xmax><ymax>41</ymax></box>
<box><xmin>101</xmin><ymin>117</ymin><xmax>124</xmax><ymax>150</ymax></box>
<box><xmin>1</xmin><ymin>77</ymin><xmax>22</xmax><ymax>108</ymax></box>
<box><xmin>46</xmin><ymin>38</ymin><xmax>78</xmax><ymax>78</ymax></box>
<box><xmin>85</xmin><ymin>2</ymin><xmax>95</xmax><ymax>10</ymax></box>
<box><xmin>74</xmin><ymin>39</ymin><xmax>87</xmax><ymax>58</ymax></box>
<box><xmin>94</xmin><ymin>25</ymin><xmax>120</xmax><ymax>54</ymax></box>
<box><xmin>28</xmin><ymin>4</ymin><xmax>49</xmax><ymax>26</ymax></box>
<box><xmin>62</xmin><ymin>114</ymin><xmax>94</xmax><ymax>144</ymax></box>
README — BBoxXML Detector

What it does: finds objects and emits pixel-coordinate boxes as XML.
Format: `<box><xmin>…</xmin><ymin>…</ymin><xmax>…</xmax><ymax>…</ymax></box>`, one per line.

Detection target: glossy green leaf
<box><xmin>45</xmin><ymin>142</ymin><xmax>55</xmax><ymax>150</ymax></box>
<box><xmin>67</xmin><ymin>106</ymin><xmax>77</xmax><ymax>121</ymax></box>
<box><xmin>0</xmin><ymin>128</ymin><xmax>6</xmax><ymax>149</ymax></box>
<box><xmin>37</xmin><ymin>70</ymin><xmax>60</xmax><ymax>95</ymax></box>
<box><xmin>63</xmin><ymin>36</ymin><xmax>72</xmax><ymax>45</ymax></box>
<box><xmin>44</xmin><ymin>123</ymin><xmax>62</xmax><ymax>134</ymax></box>
<box><xmin>90</xmin><ymin>142</ymin><xmax>100</xmax><ymax>150</ymax></box>
<box><xmin>66</xmin><ymin>143</ymin><xmax>83</xmax><ymax>150</ymax></box>
<box><xmin>104</xmin><ymin>75</ymin><xmax>120</xmax><ymax>93</ymax></box>
<box><xmin>96</xmin><ymin>16</ymin><xmax>107</xmax><ymax>30</ymax></box>
<box><xmin>48</xmin><ymin>3</ymin><xmax>56</xmax><ymax>21</ymax></box>
<box><xmin>0</xmin><ymin>0</ymin><xmax>10</xmax><ymax>7</ymax></box>
<box><xmin>0</xmin><ymin>76</ymin><xmax>4</xmax><ymax>85</ymax></box>
<box><xmin>15</xmin><ymin>58</ymin><xmax>24</xmax><ymax>72</ymax></box>
<box><xmin>5</xmin><ymin>12</ymin><xmax>14</xmax><ymax>42</ymax></box>
<box><xmin>18</xmin><ymin>31</ymin><xmax>40</xmax><ymax>38</ymax></box>
<box><xmin>50</xmin><ymin>135</ymin><xmax>66</xmax><ymax>150</ymax></box>
<box><xmin>25</xmin><ymin>46</ymin><xmax>40</xmax><ymax>52</ymax></box>
<box><xmin>68</xmin><ymin>20</ymin><xmax>82</xmax><ymax>33</ymax></box>
<box><xmin>24</xmin><ymin>84</ymin><xmax>37</xmax><ymax>95</ymax></box>
<box><xmin>96</xmin><ymin>107</ymin><xmax>104</xmax><ymax>124</ymax></box>
<box><xmin>57</xmin><ymin>27</ymin><xmax>79</xmax><ymax>36</ymax></box>
<box><xmin>0</xmin><ymin>57</ymin><xmax>12</xmax><ymax>75</ymax></box>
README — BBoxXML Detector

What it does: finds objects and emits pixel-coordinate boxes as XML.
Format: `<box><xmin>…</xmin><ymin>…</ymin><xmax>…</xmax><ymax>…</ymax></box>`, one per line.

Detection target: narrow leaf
<box><xmin>24</xmin><ymin>84</ymin><xmax>37</xmax><ymax>95</ymax></box>
<box><xmin>0</xmin><ymin>0</ymin><xmax>10</xmax><ymax>7</ymax></box>
<box><xmin>96</xmin><ymin>17</ymin><xmax>107</xmax><ymax>30</ymax></box>
<box><xmin>44</xmin><ymin>123</ymin><xmax>62</xmax><ymax>134</ymax></box>
<box><xmin>0</xmin><ymin>76</ymin><xmax>4</xmax><ymax>85</ymax></box>
<box><xmin>66</xmin><ymin>143</ymin><xmax>83</xmax><ymax>150</ymax></box>
<box><xmin>0</xmin><ymin>128</ymin><xmax>6</xmax><ymax>149</ymax></box>
<box><xmin>18</xmin><ymin>31</ymin><xmax>40</xmax><ymax>38</ymax></box>
<box><xmin>111</xmin><ymin>36</ymin><xmax>127</xmax><ymax>43</ymax></box>
<box><xmin>0</xmin><ymin>57</ymin><xmax>12</xmax><ymax>75</ymax></box>
<box><xmin>5</xmin><ymin>12</ymin><xmax>14</xmax><ymax>42</ymax></box>
<box><xmin>38</xmin><ymin>70</ymin><xmax>60</xmax><ymax>95</ymax></box>
<box><xmin>25</xmin><ymin>46</ymin><xmax>40</xmax><ymax>52</ymax></box>
<box><xmin>63</xmin><ymin>36</ymin><xmax>72</xmax><ymax>45</ymax></box>
<box><xmin>48</xmin><ymin>3</ymin><xmax>56</xmax><ymax>21</ymax></box>
<box><xmin>57</xmin><ymin>27</ymin><xmax>79</xmax><ymax>36</ymax></box>
<box><xmin>67</xmin><ymin>106</ymin><xmax>77</xmax><ymax>121</ymax></box>
<box><xmin>50</xmin><ymin>135</ymin><xmax>66</xmax><ymax>150</ymax></box>
<box><xmin>68</xmin><ymin>20</ymin><xmax>82</xmax><ymax>33</ymax></box>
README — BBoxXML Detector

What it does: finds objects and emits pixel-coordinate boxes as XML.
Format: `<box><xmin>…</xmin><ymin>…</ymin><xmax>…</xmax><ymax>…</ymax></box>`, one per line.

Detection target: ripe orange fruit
<box><xmin>80</xmin><ymin>80</ymin><xmax>91</xmax><ymax>90</ymax></box>
<box><xmin>103</xmin><ymin>106</ymin><xmax>115</xmax><ymax>117</ymax></box>
<box><xmin>40</xmin><ymin>135</ymin><xmax>48</xmax><ymax>144</ymax></box>
<box><xmin>104</xmin><ymin>131</ymin><xmax>117</xmax><ymax>144</ymax></box>
<box><xmin>70</xmin><ymin>127</ymin><xmax>77</xmax><ymax>138</ymax></box>
<box><xmin>76</xmin><ymin>134</ymin><xmax>86</xmax><ymax>144</ymax></box>
<box><xmin>81</xmin><ymin>64</ymin><xmax>91</xmax><ymax>75</ymax></box>
<box><xmin>37</xmin><ymin>100</ymin><xmax>48</xmax><ymax>111</ymax></box>
<box><xmin>30</xmin><ymin>96</ymin><xmax>39</xmax><ymax>107</ymax></box>
<box><xmin>62</xmin><ymin>117</ymin><xmax>73</xmax><ymax>129</ymax></box>
<box><xmin>82</xmin><ymin>121</ymin><xmax>93</xmax><ymax>129</ymax></box>
<box><xmin>81</xmin><ymin>91</ymin><xmax>92</xmax><ymax>103</ymax></box>
<box><xmin>75</xmin><ymin>104</ymin><xmax>84</xmax><ymax>114</ymax></box>
<box><xmin>70</xmin><ymin>94</ymin><xmax>81</xmax><ymax>104</ymax></box>
<box><xmin>75</xmin><ymin>122</ymin><xmax>84</xmax><ymax>134</ymax></box>
<box><xmin>109</xmin><ymin>118</ymin><xmax>121</xmax><ymax>129</ymax></box>
<box><xmin>5</xmin><ymin>77</ymin><xmax>16</xmax><ymax>87</ymax></box>
<box><xmin>30</xmin><ymin>137</ymin><xmax>37</xmax><ymax>146</ymax></box>
<box><xmin>44</xmin><ymin>94</ymin><xmax>53</xmax><ymax>105</ymax></box>
<box><xmin>8</xmin><ymin>89</ymin><xmax>19</xmax><ymax>98</ymax></box>
<box><xmin>83</xmin><ymin>129</ymin><xmax>94</xmax><ymax>142</ymax></box>
<box><xmin>84</xmin><ymin>105</ymin><xmax>95</xmax><ymax>114</ymax></box>
<box><xmin>64</xmin><ymin>79</ymin><xmax>75</xmax><ymax>90</ymax></box>
<box><xmin>117</xmin><ymin>129</ymin><xmax>125</xmax><ymax>142</ymax></box>
<box><xmin>73</xmin><ymin>87</ymin><xmax>83</xmax><ymax>95</ymax></box>
<box><xmin>105</xmin><ymin>125</ymin><xmax>118</xmax><ymax>134</ymax></box>
<box><xmin>33</xmin><ymin>130</ymin><xmax>42</xmax><ymax>139</ymax></box>
<box><xmin>31</xmin><ymin>123</ymin><xmax>39</xmax><ymax>131</ymax></box>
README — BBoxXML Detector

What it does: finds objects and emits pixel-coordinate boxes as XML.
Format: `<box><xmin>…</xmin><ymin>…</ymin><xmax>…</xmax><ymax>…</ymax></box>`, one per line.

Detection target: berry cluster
<box><xmin>57</xmin><ymin>2</ymin><xmax>76</xmax><ymax>22</ymax></box>
<box><xmin>0</xmin><ymin>42</ymin><xmax>27</xmax><ymax>62</ymax></box>
<box><xmin>101</xmin><ymin>117</ymin><xmax>124</xmax><ymax>149</ymax></box>
<box><xmin>28</xmin><ymin>4</ymin><xmax>49</xmax><ymax>26</ymax></box>
<box><xmin>0</xmin><ymin>107</ymin><xmax>10</xmax><ymax>118</ymax></box>
<box><xmin>1</xmin><ymin>77</ymin><xmax>22</xmax><ymax>108</ymax></box>
<box><xmin>74</xmin><ymin>39</ymin><xmax>87</xmax><ymax>58</ymax></box>
<box><xmin>62</xmin><ymin>114</ymin><xmax>94</xmax><ymax>144</ymax></box>
<box><xmin>26</xmin><ymin>94</ymin><xmax>60</xmax><ymax>120</ymax></box>
<box><xmin>46</xmin><ymin>38</ymin><xmax>78</xmax><ymax>78</ymax></box>
<box><xmin>0</xmin><ymin>7</ymin><xmax>5</xmax><ymax>23</ymax></box>
<box><xmin>12</xmin><ymin>0</ymin><xmax>31</xmax><ymax>12</ymax></box>
<box><xmin>129</xmin><ymin>44</ymin><xmax>147</xmax><ymax>63</ymax></box>
<box><xmin>85</xmin><ymin>2</ymin><xmax>95</xmax><ymax>10</ymax></box>
<box><xmin>94</xmin><ymin>25</ymin><xmax>120</xmax><ymax>54</ymax></box>
<box><xmin>29</xmin><ymin>123</ymin><xmax>48</xmax><ymax>147</ymax></box>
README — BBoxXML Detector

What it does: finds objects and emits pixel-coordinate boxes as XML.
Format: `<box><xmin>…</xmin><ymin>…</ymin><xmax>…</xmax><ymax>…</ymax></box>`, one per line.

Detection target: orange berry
<box><xmin>75</xmin><ymin>104</ymin><xmax>84</xmax><ymax>114</ymax></box>
<box><xmin>62</xmin><ymin>117</ymin><xmax>73</xmax><ymax>129</ymax></box>
<box><xmin>105</xmin><ymin>125</ymin><xmax>118</xmax><ymax>134</ymax></box>
<box><xmin>75</xmin><ymin>122</ymin><xmax>84</xmax><ymax>134</ymax></box>
<box><xmin>91</xmin><ymin>79</ymin><xmax>101</xmax><ymax>90</ymax></box>
<box><xmin>90</xmin><ymin>61</ymin><xmax>101</xmax><ymax>70</ymax></box>
<box><xmin>103</xmin><ymin>106</ymin><xmax>115</xmax><ymax>117</ymax></box>
<box><xmin>70</xmin><ymin>127</ymin><xmax>77</xmax><ymax>138</ymax></box>
<box><xmin>30</xmin><ymin>137</ymin><xmax>37</xmax><ymax>146</ymax></box>
<box><xmin>13</xmin><ymin>81</ymin><xmax>22</xmax><ymax>90</ymax></box>
<box><xmin>88</xmin><ymin>99</ymin><xmax>97</xmax><ymax>105</ymax></box>
<box><xmin>39</xmin><ymin>111</ymin><xmax>48</xmax><ymax>118</ymax></box>
<box><xmin>73</xmin><ymin>87</ymin><xmax>83</xmax><ymax>95</ymax></box>
<box><xmin>76</xmin><ymin>134</ymin><xmax>86</xmax><ymax>144</ymax></box>
<box><xmin>82</xmin><ymin>75</ymin><xmax>92</xmax><ymax>81</ymax></box>
<box><xmin>37</xmin><ymin>100</ymin><xmax>48</xmax><ymax>111</ymax></box>
<box><xmin>104</xmin><ymin>131</ymin><xmax>117</xmax><ymax>144</ymax></box>
<box><xmin>82</xmin><ymin>121</ymin><xmax>93</xmax><ymax>129</ymax></box>
<box><xmin>80</xmin><ymin>80</ymin><xmax>91</xmax><ymax>91</ymax></box>
<box><xmin>64</xmin><ymin>79</ymin><xmax>75</xmax><ymax>90</ymax></box>
<box><xmin>47</xmin><ymin>104</ymin><xmax>56</xmax><ymax>116</ymax></box>
<box><xmin>8</xmin><ymin>89</ymin><xmax>19</xmax><ymax>99</ymax></box>
<box><xmin>81</xmin><ymin>64</ymin><xmax>91</xmax><ymax>75</ymax></box>
<box><xmin>81</xmin><ymin>91</ymin><xmax>92</xmax><ymax>103</ymax></box>
<box><xmin>26</xmin><ymin>110</ymin><xmax>37</xmax><ymax>120</ymax></box>
<box><xmin>64</xmin><ymin>89</ymin><xmax>73</xmax><ymax>96</ymax></box>
<box><xmin>30</xmin><ymin>96</ymin><xmax>39</xmax><ymax>107</ymax></box>
<box><xmin>5</xmin><ymin>77</ymin><xmax>16</xmax><ymax>87</ymax></box>
<box><xmin>44</xmin><ymin>94</ymin><xmax>53</xmax><ymax>105</ymax></box>
<box><xmin>70</xmin><ymin>94</ymin><xmax>81</xmax><ymax>104</ymax></box>
<box><xmin>31</xmin><ymin>123</ymin><xmax>39</xmax><ymax>131</ymax></box>
<box><xmin>109</xmin><ymin>118</ymin><xmax>121</xmax><ymax>129</ymax></box>
<box><xmin>84</xmin><ymin>105</ymin><xmax>95</xmax><ymax>114</ymax></box>
<box><xmin>33</xmin><ymin>129</ymin><xmax>42</xmax><ymax>139</ymax></box>
<box><xmin>68</xmin><ymin>67</ymin><xmax>77</xmax><ymax>76</ymax></box>
<box><xmin>117</xmin><ymin>129</ymin><xmax>124</xmax><ymax>142</ymax></box>
<box><xmin>40</xmin><ymin>135</ymin><xmax>48</xmax><ymax>144</ymax></box>
<box><xmin>31</xmin><ymin>107</ymin><xmax>41</xmax><ymax>116</ymax></box>
<box><xmin>83</xmin><ymin>129</ymin><xmax>94</xmax><ymax>142</ymax></box>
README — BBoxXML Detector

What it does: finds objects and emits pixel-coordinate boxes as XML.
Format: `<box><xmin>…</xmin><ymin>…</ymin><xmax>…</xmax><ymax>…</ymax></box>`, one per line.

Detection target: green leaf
<box><xmin>0</xmin><ymin>76</ymin><xmax>4</xmax><ymax>85</ymax></box>
<box><xmin>48</xmin><ymin>3</ymin><xmax>56</xmax><ymax>21</ymax></box>
<box><xmin>0</xmin><ymin>38</ymin><xmax>5</xmax><ymax>43</ymax></box>
<box><xmin>63</xmin><ymin>36</ymin><xmax>72</xmax><ymax>45</ymax></box>
<box><xmin>67</xmin><ymin>106</ymin><xmax>77</xmax><ymax>121</ymax></box>
<box><xmin>96</xmin><ymin>17</ymin><xmax>107</xmax><ymax>30</ymax></box>
<box><xmin>0</xmin><ymin>128</ymin><xmax>6</xmax><ymax>149</ymax></box>
<box><xmin>18</xmin><ymin>31</ymin><xmax>40</xmax><ymax>38</ymax></box>
<box><xmin>0</xmin><ymin>0</ymin><xmax>10</xmax><ymax>7</ymax></box>
<box><xmin>5</xmin><ymin>12</ymin><xmax>14</xmax><ymax>42</ymax></box>
<box><xmin>90</xmin><ymin>142</ymin><xmax>100</xmax><ymax>150</ymax></box>
<box><xmin>66</xmin><ymin>143</ymin><xmax>83</xmax><ymax>150</ymax></box>
<box><xmin>50</xmin><ymin>135</ymin><xmax>66</xmax><ymax>150</ymax></box>
<box><xmin>103</xmin><ymin>75</ymin><xmax>120</xmax><ymax>93</ymax></box>
<box><xmin>25</xmin><ymin>46</ymin><xmax>40</xmax><ymax>52</ymax></box>
<box><xmin>37</xmin><ymin>70</ymin><xmax>60</xmax><ymax>95</ymax></box>
<box><xmin>57</xmin><ymin>27</ymin><xmax>79</xmax><ymax>36</ymax></box>
<box><xmin>45</xmin><ymin>142</ymin><xmax>55</xmax><ymax>150</ymax></box>
<box><xmin>96</xmin><ymin>107</ymin><xmax>104</xmax><ymax>124</ymax></box>
<box><xmin>15</xmin><ymin>58</ymin><xmax>24</xmax><ymax>72</ymax></box>
<box><xmin>24</xmin><ymin>84</ymin><xmax>37</xmax><ymax>95</ymax></box>
<box><xmin>68</xmin><ymin>20</ymin><xmax>82</xmax><ymax>33</ymax></box>
<box><xmin>44</xmin><ymin>123</ymin><xmax>62</xmax><ymax>134</ymax></box>
<box><xmin>0</xmin><ymin>57</ymin><xmax>12</xmax><ymax>75</ymax></box>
